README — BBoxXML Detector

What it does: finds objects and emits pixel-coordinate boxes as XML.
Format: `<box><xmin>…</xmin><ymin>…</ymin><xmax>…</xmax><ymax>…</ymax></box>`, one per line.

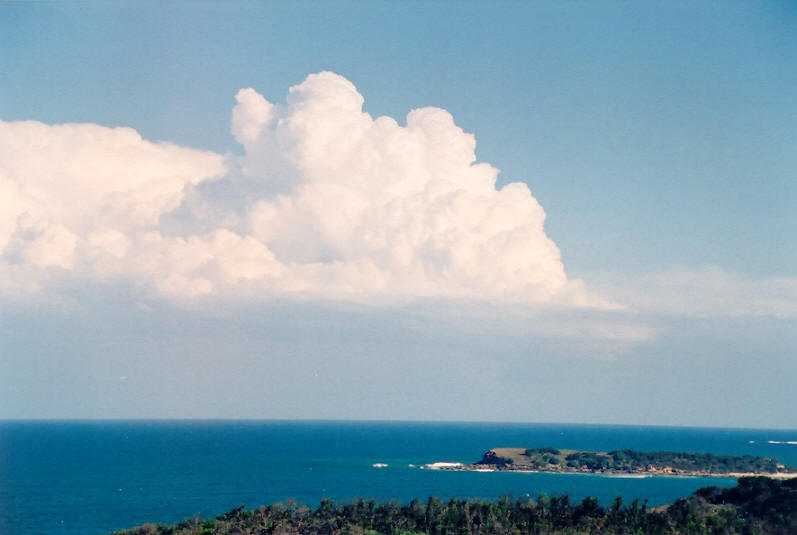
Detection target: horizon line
<box><xmin>1</xmin><ymin>417</ymin><xmax>795</xmax><ymax>433</ymax></box>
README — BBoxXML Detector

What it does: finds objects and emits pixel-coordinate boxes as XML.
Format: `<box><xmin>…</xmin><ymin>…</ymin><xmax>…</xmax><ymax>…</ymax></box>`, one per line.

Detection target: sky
<box><xmin>1</xmin><ymin>1</ymin><xmax>795</xmax><ymax>428</ymax></box>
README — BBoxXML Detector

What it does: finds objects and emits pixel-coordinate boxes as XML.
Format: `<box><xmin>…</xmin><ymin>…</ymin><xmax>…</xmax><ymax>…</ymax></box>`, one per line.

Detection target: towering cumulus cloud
<box><xmin>0</xmin><ymin>71</ymin><xmax>609</xmax><ymax>307</ymax></box>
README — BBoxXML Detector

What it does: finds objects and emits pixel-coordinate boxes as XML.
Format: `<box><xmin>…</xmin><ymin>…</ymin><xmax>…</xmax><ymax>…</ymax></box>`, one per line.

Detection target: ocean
<box><xmin>1</xmin><ymin>421</ymin><xmax>796</xmax><ymax>535</ymax></box>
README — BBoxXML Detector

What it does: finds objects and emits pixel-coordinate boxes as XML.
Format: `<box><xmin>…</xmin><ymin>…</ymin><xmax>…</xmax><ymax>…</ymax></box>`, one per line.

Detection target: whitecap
<box><xmin>423</xmin><ymin>462</ymin><xmax>463</xmax><ymax>470</ymax></box>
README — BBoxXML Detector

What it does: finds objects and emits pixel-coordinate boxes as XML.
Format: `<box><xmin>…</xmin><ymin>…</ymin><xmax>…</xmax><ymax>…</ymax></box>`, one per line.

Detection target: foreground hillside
<box><xmin>115</xmin><ymin>476</ymin><xmax>796</xmax><ymax>535</ymax></box>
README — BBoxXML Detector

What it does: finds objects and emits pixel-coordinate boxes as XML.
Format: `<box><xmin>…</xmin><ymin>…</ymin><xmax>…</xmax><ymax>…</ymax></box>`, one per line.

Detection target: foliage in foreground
<box><xmin>114</xmin><ymin>476</ymin><xmax>797</xmax><ymax>535</ymax></box>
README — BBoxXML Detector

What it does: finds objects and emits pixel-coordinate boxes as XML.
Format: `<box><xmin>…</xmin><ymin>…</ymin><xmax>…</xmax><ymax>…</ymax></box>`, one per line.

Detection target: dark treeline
<box><xmin>115</xmin><ymin>477</ymin><xmax>796</xmax><ymax>535</ymax></box>
<box><xmin>569</xmin><ymin>450</ymin><xmax>784</xmax><ymax>474</ymax></box>
<box><xmin>518</xmin><ymin>448</ymin><xmax>790</xmax><ymax>474</ymax></box>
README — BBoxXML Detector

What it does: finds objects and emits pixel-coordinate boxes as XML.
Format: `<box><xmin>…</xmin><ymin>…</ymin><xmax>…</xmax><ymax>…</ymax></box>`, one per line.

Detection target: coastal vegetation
<box><xmin>473</xmin><ymin>447</ymin><xmax>795</xmax><ymax>476</ymax></box>
<box><xmin>113</xmin><ymin>476</ymin><xmax>797</xmax><ymax>535</ymax></box>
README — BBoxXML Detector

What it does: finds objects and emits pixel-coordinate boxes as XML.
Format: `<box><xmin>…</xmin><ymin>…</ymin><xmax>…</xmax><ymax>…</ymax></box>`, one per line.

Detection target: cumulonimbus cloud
<box><xmin>0</xmin><ymin>71</ymin><xmax>613</xmax><ymax>308</ymax></box>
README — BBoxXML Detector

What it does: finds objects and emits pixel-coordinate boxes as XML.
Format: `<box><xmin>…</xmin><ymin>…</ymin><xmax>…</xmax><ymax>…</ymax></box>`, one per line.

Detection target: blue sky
<box><xmin>1</xmin><ymin>2</ymin><xmax>795</xmax><ymax>428</ymax></box>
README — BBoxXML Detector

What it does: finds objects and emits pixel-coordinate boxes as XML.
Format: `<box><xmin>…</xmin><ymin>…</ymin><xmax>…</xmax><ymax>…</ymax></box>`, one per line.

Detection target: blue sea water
<box><xmin>1</xmin><ymin>421</ymin><xmax>797</xmax><ymax>535</ymax></box>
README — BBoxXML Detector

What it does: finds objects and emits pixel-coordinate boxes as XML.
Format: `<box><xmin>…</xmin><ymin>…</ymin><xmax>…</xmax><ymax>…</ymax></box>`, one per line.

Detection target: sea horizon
<box><xmin>3</xmin><ymin>418</ymin><xmax>796</xmax><ymax>432</ymax></box>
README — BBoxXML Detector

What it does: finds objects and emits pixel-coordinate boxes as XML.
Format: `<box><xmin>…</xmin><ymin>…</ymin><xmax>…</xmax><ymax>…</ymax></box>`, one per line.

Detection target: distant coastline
<box><xmin>430</xmin><ymin>447</ymin><xmax>797</xmax><ymax>479</ymax></box>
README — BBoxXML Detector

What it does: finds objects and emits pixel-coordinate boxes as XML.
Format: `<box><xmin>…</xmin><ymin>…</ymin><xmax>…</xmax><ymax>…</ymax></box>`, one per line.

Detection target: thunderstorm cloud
<box><xmin>0</xmin><ymin>72</ymin><xmax>612</xmax><ymax>308</ymax></box>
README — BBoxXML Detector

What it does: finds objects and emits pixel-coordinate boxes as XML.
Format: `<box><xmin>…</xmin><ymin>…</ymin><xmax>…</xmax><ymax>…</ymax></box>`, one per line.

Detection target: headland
<box><xmin>435</xmin><ymin>447</ymin><xmax>797</xmax><ymax>478</ymax></box>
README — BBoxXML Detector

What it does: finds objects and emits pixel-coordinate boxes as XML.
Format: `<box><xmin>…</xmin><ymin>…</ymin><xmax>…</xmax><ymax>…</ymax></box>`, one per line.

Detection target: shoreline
<box><xmin>430</xmin><ymin>463</ymin><xmax>797</xmax><ymax>479</ymax></box>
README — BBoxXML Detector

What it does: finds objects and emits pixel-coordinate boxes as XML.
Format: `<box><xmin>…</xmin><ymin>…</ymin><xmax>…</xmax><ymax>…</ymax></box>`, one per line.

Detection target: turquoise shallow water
<box><xmin>1</xmin><ymin>421</ymin><xmax>796</xmax><ymax>535</ymax></box>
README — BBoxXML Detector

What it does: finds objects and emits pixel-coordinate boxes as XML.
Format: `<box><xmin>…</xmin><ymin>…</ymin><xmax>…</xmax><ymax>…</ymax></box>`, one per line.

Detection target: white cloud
<box><xmin>599</xmin><ymin>267</ymin><xmax>797</xmax><ymax>319</ymax></box>
<box><xmin>0</xmin><ymin>71</ymin><xmax>612</xmax><ymax>308</ymax></box>
<box><xmin>0</xmin><ymin>119</ymin><xmax>226</xmax><ymax>297</ymax></box>
<box><xmin>231</xmin><ymin>88</ymin><xmax>274</xmax><ymax>146</ymax></box>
